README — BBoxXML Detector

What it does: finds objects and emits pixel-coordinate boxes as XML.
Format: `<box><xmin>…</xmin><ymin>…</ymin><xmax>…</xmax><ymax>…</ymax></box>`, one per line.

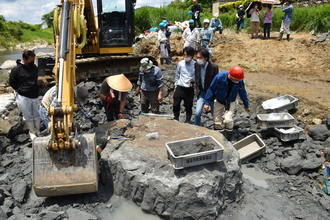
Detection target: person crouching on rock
<box><xmin>9</xmin><ymin>50</ymin><xmax>40</xmax><ymax>141</ymax></box>
<box><xmin>136</xmin><ymin>58</ymin><xmax>164</xmax><ymax>114</ymax></box>
<box><xmin>98</xmin><ymin>74</ymin><xmax>132</xmax><ymax>121</ymax></box>
<box><xmin>203</xmin><ymin>66</ymin><xmax>250</xmax><ymax>132</ymax></box>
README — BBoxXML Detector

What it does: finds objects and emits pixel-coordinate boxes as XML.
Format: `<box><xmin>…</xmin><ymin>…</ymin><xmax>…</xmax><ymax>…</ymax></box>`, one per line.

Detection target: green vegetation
<box><xmin>218</xmin><ymin>3</ymin><xmax>330</xmax><ymax>33</ymax></box>
<box><xmin>0</xmin><ymin>15</ymin><xmax>53</xmax><ymax>49</ymax></box>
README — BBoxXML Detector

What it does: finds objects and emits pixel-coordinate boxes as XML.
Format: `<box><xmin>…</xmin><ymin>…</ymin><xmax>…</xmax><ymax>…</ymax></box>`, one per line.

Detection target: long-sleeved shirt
<box><xmin>210</xmin><ymin>18</ymin><xmax>223</xmax><ymax>29</ymax></box>
<box><xmin>200</xmin><ymin>27</ymin><xmax>214</xmax><ymax>42</ymax></box>
<box><xmin>137</xmin><ymin>66</ymin><xmax>164</xmax><ymax>92</ymax></box>
<box><xmin>182</xmin><ymin>27</ymin><xmax>200</xmax><ymax>50</ymax></box>
<box><xmin>175</xmin><ymin>59</ymin><xmax>196</xmax><ymax>88</ymax></box>
<box><xmin>264</xmin><ymin>10</ymin><xmax>273</xmax><ymax>23</ymax></box>
<box><xmin>158</xmin><ymin>29</ymin><xmax>167</xmax><ymax>43</ymax></box>
<box><xmin>282</xmin><ymin>4</ymin><xmax>294</xmax><ymax>22</ymax></box>
<box><xmin>205</xmin><ymin>71</ymin><xmax>249</xmax><ymax>108</ymax></box>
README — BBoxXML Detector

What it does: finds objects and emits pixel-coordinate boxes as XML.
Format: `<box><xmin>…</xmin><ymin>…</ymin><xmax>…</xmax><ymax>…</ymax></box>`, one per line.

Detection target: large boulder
<box><xmin>101</xmin><ymin>115</ymin><xmax>243</xmax><ymax>220</ymax></box>
<box><xmin>308</xmin><ymin>124</ymin><xmax>330</xmax><ymax>141</ymax></box>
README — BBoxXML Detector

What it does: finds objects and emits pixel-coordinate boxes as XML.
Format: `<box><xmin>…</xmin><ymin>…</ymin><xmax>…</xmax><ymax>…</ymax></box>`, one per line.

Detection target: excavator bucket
<box><xmin>32</xmin><ymin>133</ymin><xmax>98</xmax><ymax>197</ymax></box>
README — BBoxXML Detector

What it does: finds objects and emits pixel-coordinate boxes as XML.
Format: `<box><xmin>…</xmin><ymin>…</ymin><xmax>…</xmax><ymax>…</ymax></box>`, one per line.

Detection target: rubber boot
<box><xmin>25</xmin><ymin>120</ymin><xmax>36</xmax><ymax>140</ymax></box>
<box><xmin>286</xmin><ymin>34</ymin><xmax>290</xmax><ymax>41</ymax></box>
<box><xmin>278</xmin><ymin>33</ymin><xmax>283</xmax><ymax>41</ymax></box>
<box><xmin>34</xmin><ymin>119</ymin><xmax>40</xmax><ymax>137</ymax></box>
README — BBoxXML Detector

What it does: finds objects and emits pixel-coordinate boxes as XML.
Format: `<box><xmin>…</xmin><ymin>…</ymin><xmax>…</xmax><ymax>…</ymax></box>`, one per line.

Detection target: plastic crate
<box><xmin>262</xmin><ymin>94</ymin><xmax>298</xmax><ymax>112</ymax></box>
<box><xmin>166</xmin><ymin>136</ymin><xmax>224</xmax><ymax>169</ymax></box>
<box><xmin>233</xmin><ymin>134</ymin><xmax>266</xmax><ymax>162</ymax></box>
<box><xmin>257</xmin><ymin>113</ymin><xmax>294</xmax><ymax>129</ymax></box>
<box><xmin>274</xmin><ymin>126</ymin><xmax>304</xmax><ymax>141</ymax></box>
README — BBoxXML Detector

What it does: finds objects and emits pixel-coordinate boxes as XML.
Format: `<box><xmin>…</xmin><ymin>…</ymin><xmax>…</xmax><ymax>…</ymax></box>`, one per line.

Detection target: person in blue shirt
<box><xmin>136</xmin><ymin>58</ymin><xmax>164</xmax><ymax>114</ymax></box>
<box><xmin>210</xmin><ymin>13</ymin><xmax>223</xmax><ymax>34</ymax></box>
<box><xmin>204</xmin><ymin>66</ymin><xmax>250</xmax><ymax>131</ymax></box>
<box><xmin>278</xmin><ymin>0</ymin><xmax>294</xmax><ymax>41</ymax></box>
<box><xmin>199</xmin><ymin>19</ymin><xmax>214</xmax><ymax>57</ymax></box>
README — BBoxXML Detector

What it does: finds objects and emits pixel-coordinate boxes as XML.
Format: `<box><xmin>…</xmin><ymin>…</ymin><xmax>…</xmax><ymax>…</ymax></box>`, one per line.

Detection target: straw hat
<box><xmin>106</xmin><ymin>74</ymin><xmax>132</xmax><ymax>92</ymax></box>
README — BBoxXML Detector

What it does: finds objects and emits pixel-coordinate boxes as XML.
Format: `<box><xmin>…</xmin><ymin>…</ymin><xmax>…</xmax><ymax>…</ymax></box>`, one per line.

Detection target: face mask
<box><xmin>184</xmin><ymin>57</ymin><xmax>192</xmax><ymax>63</ymax></box>
<box><xmin>197</xmin><ymin>59</ymin><xmax>204</xmax><ymax>65</ymax></box>
<box><xmin>28</xmin><ymin>61</ymin><xmax>34</xmax><ymax>67</ymax></box>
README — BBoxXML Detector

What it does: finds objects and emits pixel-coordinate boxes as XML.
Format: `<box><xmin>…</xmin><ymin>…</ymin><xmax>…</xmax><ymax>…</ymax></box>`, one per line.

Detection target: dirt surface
<box><xmin>137</xmin><ymin>31</ymin><xmax>330</xmax><ymax>129</ymax></box>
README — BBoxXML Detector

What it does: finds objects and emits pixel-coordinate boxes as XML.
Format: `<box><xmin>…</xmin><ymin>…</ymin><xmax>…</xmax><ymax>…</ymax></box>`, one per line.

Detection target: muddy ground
<box><xmin>136</xmin><ymin>30</ymin><xmax>330</xmax><ymax>130</ymax></box>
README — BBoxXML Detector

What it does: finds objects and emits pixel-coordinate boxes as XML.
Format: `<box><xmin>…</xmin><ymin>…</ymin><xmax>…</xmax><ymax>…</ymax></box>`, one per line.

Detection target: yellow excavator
<box><xmin>33</xmin><ymin>0</ymin><xmax>153</xmax><ymax>197</ymax></box>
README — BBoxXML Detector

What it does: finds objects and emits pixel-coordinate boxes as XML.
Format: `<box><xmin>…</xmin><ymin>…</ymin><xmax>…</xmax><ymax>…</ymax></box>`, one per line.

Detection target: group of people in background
<box><xmin>237</xmin><ymin>0</ymin><xmax>294</xmax><ymax>40</ymax></box>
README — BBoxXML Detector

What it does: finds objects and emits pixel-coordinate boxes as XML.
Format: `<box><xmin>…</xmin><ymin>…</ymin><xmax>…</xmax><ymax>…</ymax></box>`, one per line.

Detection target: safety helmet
<box><xmin>203</xmin><ymin>19</ymin><xmax>210</xmax><ymax>23</ymax></box>
<box><xmin>188</xmin><ymin>11</ymin><xmax>193</xmax><ymax>15</ymax></box>
<box><xmin>214</xmin><ymin>13</ymin><xmax>219</xmax><ymax>18</ymax></box>
<box><xmin>229</xmin><ymin>66</ymin><xmax>244</xmax><ymax>81</ymax></box>
<box><xmin>189</xmin><ymin>19</ymin><xmax>194</xmax><ymax>24</ymax></box>
<box><xmin>162</xmin><ymin>20</ymin><xmax>168</xmax><ymax>25</ymax></box>
<box><xmin>159</xmin><ymin>22</ymin><xmax>166</xmax><ymax>28</ymax></box>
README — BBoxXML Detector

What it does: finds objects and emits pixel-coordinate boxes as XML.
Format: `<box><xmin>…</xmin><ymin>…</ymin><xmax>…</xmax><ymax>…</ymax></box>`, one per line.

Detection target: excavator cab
<box><xmin>97</xmin><ymin>0</ymin><xmax>135</xmax><ymax>48</ymax></box>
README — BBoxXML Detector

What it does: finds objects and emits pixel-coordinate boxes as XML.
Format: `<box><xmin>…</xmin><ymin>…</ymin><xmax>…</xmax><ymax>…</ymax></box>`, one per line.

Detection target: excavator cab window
<box><xmin>97</xmin><ymin>0</ymin><xmax>135</xmax><ymax>48</ymax></box>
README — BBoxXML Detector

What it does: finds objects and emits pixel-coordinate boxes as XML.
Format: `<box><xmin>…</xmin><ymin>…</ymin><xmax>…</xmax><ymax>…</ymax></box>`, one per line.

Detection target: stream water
<box><xmin>0</xmin><ymin>48</ymin><xmax>54</xmax><ymax>84</ymax></box>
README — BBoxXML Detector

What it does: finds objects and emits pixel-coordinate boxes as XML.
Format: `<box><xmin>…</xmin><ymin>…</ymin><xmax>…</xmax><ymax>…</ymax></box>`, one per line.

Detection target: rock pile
<box><xmin>0</xmin><ymin>64</ymin><xmax>329</xmax><ymax>219</ymax></box>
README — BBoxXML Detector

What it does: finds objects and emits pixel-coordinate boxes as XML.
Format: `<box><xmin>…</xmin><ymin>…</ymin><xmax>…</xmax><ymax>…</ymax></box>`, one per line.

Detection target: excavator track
<box><xmin>37</xmin><ymin>53</ymin><xmax>158</xmax><ymax>83</ymax></box>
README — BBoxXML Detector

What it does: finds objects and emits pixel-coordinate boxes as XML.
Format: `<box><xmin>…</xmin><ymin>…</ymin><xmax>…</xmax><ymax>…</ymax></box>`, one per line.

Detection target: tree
<box><xmin>0</xmin><ymin>15</ymin><xmax>7</xmax><ymax>32</ymax></box>
<box><xmin>42</xmin><ymin>10</ymin><xmax>54</xmax><ymax>28</ymax></box>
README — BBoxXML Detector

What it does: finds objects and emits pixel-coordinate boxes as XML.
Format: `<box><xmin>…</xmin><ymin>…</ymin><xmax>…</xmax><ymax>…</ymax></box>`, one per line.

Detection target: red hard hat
<box><xmin>229</xmin><ymin>66</ymin><xmax>244</xmax><ymax>80</ymax></box>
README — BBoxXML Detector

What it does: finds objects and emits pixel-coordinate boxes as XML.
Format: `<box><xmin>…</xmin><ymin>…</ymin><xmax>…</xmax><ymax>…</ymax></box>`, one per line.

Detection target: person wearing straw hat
<box><xmin>98</xmin><ymin>74</ymin><xmax>132</xmax><ymax>121</ymax></box>
<box><xmin>136</xmin><ymin>58</ymin><xmax>164</xmax><ymax>114</ymax></box>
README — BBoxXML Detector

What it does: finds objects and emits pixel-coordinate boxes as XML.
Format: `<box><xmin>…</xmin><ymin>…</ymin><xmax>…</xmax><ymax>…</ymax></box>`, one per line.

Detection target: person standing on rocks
<box><xmin>98</xmin><ymin>74</ymin><xmax>132</xmax><ymax>121</ymax></box>
<box><xmin>199</xmin><ymin>19</ymin><xmax>214</xmax><ymax>57</ymax></box>
<box><xmin>136</xmin><ymin>58</ymin><xmax>164</xmax><ymax>114</ymax></box>
<box><xmin>158</xmin><ymin>22</ymin><xmax>170</xmax><ymax>65</ymax></box>
<box><xmin>173</xmin><ymin>46</ymin><xmax>196</xmax><ymax>123</ymax></box>
<box><xmin>194</xmin><ymin>48</ymin><xmax>219</xmax><ymax>126</ymax></box>
<box><xmin>204</xmin><ymin>66</ymin><xmax>250</xmax><ymax>132</ymax></box>
<box><xmin>191</xmin><ymin>0</ymin><xmax>203</xmax><ymax>28</ymax></box>
<box><xmin>39</xmin><ymin>86</ymin><xmax>99</xmax><ymax>130</ymax></box>
<box><xmin>9</xmin><ymin>50</ymin><xmax>40</xmax><ymax>140</ymax></box>
<box><xmin>236</xmin><ymin>5</ymin><xmax>245</xmax><ymax>34</ymax></box>
<box><xmin>278</xmin><ymin>0</ymin><xmax>294</xmax><ymax>41</ymax></box>
<box><xmin>182</xmin><ymin>20</ymin><xmax>200</xmax><ymax>51</ymax></box>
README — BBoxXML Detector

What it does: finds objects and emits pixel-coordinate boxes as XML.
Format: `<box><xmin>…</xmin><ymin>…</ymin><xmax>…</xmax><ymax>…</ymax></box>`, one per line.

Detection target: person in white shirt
<box><xmin>249</xmin><ymin>3</ymin><xmax>260</xmax><ymax>39</ymax></box>
<box><xmin>173</xmin><ymin>46</ymin><xmax>196</xmax><ymax>123</ymax></box>
<box><xmin>182</xmin><ymin>19</ymin><xmax>200</xmax><ymax>50</ymax></box>
<box><xmin>158</xmin><ymin>22</ymin><xmax>170</xmax><ymax>64</ymax></box>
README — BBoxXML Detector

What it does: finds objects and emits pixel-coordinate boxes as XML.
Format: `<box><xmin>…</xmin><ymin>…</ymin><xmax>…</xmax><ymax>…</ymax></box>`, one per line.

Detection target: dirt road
<box><xmin>140</xmin><ymin>31</ymin><xmax>330</xmax><ymax>128</ymax></box>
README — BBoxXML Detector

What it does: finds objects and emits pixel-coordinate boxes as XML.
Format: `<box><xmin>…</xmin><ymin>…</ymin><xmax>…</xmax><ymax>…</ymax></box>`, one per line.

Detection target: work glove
<box><xmin>118</xmin><ymin>112</ymin><xmax>124</xmax><ymax>119</ymax></box>
<box><xmin>105</xmin><ymin>96</ymin><xmax>112</xmax><ymax>110</ymax></box>
<box><xmin>89</xmin><ymin>117</ymin><xmax>99</xmax><ymax>126</ymax></box>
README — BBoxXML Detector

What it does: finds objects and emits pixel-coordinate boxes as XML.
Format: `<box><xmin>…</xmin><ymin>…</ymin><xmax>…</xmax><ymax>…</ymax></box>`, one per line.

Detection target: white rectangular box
<box><xmin>262</xmin><ymin>94</ymin><xmax>298</xmax><ymax>112</ymax></box>
<box><xmin>274</xmin><ymin>126</ymin><xmax>304</xmax><ymax>141</ymax></box>
<box><xmin>166</xmin><ymin>136</ymin><xmax>224</xmax><ymax>169</ymax></box>
<box><xmin>233</xmin><ymin>134</ymin><xmax>266</xmax><ymax>162</ymax></box>
<box><xmin>257</xmin><ymin>113</ymin><xmax>295</xmax><ymax>128</ymax></box>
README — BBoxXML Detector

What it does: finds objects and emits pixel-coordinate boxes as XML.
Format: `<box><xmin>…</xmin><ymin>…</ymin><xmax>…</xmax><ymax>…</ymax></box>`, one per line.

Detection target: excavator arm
<box><xmin>32</xmin><ymin>0</ymin><xmax>98</xmax><ymax>197</ymax></box>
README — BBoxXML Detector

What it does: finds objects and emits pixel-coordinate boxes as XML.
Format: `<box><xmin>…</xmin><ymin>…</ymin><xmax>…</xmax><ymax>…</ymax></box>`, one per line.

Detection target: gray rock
<box><xmin>315</xmin><ymin>33</ymin><xmax>329</xmax><ymax>42</ymax></box>
<box><xmin>280</xmin><ymin>155</ymin><xmax>303</xmax><ymax>175</ymax></box>
<box><xmin>302</xmin><ymin>157</ymin><xmax>325</xmax><ymax>170</ymax></box>
<box><xmin>66</xmin><ymin>207</ymin><xmax>98</xmax><ymax>220</ymax></box>
<box><xmin>101</xmin><ymin>116</ymin><xmax>242</xmax><ymax>220</ymax></box>
<box><xmin>0</xmin><ymin>207</ymin><xmax>7</xmax><ymax>219</ymax></box>
<box><xmin>324</xmin><ymin>147</ymin><xmax>330</xmax><ymax>161</ymax></box>
<box><xmin>308</xmin><ymin>124</ymin><xmax>330</xmax><ymax>141</ymax></box>
<box><xmin>13</xmin><ymin>134</ymin><xmax>29</xmax><ymax>143</ymax></box>
<box><xmin>11</xmin><ymin>180</ymin><xmax>27</xmax><ymax>203</ymax></box>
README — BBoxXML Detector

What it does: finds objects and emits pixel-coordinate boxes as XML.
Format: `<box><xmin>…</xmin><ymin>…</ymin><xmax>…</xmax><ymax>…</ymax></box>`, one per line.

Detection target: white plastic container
<box><xmin>233</xmin><ymin>134</ymin><xmax>266</xmax><ymax>162</ymax></box>
<box><xmin>166</xmin><ymin>136</ymin><xmax>224</xmax><ymax>169</ymax></box>
<box><xmin>257</xmin><ymin>113</ymin><xmax>295</xmax><ymax>128</ymax></box>
<box><xmin>274</xmin><ymin>126</ymin><xmax>304</xmax><ymax>141</ymax></box>
<box><xmin>262</xmin><ymin>94</ymin><xmax>298</xmax><ymax>112</ymax></box>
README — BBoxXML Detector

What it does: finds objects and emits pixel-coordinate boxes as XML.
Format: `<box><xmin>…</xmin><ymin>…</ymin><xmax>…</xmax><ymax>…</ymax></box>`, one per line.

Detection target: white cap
<box><xmin>203</xmin><ymin>19</ymin><xmax>210</xmax><ymax>23</ymax></box>
<box><xmin>214</xmin><ymin>13</ymin><xmax>219</xmax><ymax>17</ymax></box>
<box><xmin>239</xmin><ymin>5</ymin><xmax>244</xmax><ymax>8</ymax></box>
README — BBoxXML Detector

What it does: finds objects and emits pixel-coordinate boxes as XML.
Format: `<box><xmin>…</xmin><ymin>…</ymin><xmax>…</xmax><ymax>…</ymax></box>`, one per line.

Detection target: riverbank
<box><xmin>0</xmin><ymin>39</ymin><xmax>53</xmax><ymax>52</ymax></box>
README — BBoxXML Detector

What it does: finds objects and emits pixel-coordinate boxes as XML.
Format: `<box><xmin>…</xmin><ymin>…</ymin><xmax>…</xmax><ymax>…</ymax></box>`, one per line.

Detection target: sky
<box><xmin>0</xmin><ymin>0</ymin><xmax>170</xmax><ymax>25</ymax></box>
